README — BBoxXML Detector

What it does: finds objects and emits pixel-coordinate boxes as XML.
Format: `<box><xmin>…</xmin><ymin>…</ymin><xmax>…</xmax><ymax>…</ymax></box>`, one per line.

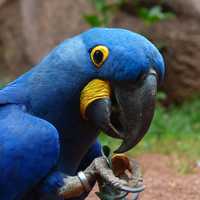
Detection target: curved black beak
<box><xmin>85</xmin><ymin>69</ymin><xmax>158</xmax><ymax>153</ymax></box>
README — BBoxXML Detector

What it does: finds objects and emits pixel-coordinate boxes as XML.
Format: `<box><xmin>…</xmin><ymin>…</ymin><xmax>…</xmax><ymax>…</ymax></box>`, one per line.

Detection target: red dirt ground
<box><xmin>87</xmin><ymin>154</ymin><xmax>200</xmax><ymax>200</ymax></box>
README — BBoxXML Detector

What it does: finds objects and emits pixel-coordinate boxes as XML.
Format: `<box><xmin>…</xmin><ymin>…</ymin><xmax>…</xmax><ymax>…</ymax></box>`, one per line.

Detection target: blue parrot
<box><xmin>0</xmin><ymin>28</ymin><xmax>165</xmax><ymax>200</ymax></box>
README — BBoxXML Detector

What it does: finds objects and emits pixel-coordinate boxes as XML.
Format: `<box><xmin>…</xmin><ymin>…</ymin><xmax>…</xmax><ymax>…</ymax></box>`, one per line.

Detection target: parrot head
<box><xmin>75</xmin><ymin>28</ymin><xmax>165</xmax><ymax>153</ymax></box>
<box><xmin>27</xmin><ymin>28</ymin><xmax>164</xmax><ymax>154</ymax></box>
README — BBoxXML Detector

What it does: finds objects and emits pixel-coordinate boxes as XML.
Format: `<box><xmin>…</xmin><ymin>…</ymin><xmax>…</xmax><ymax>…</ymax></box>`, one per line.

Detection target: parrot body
<box><xmin>0</xmin><ymin>28</ymin><xmax>164</xmax><ymax>200</ymax></box>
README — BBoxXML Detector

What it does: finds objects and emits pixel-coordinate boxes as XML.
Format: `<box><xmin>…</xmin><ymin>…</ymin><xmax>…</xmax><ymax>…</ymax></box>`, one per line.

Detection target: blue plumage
<box><xmin>0</xmin><ymin>104</ymin><xmax>60</xmax><ymax>200</ymax></box>
<box><xmin>0</xmin><ymin>28</ymin><xmax>165</xmax><ymax>200</ymax></box>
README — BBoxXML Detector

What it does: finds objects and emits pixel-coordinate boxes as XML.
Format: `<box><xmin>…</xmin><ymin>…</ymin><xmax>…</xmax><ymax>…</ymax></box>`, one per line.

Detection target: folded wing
<box><xmin>0</xmin><ymin>104</ymin><xmax>60</xmax><ymax>200</ymax></box>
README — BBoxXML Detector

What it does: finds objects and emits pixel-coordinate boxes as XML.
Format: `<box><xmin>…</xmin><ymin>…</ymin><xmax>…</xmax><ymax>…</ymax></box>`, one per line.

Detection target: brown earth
<box><xmin>87</xmin><ymin>154</ymin><xmax>200</xmax><ymax>200</ymax></box>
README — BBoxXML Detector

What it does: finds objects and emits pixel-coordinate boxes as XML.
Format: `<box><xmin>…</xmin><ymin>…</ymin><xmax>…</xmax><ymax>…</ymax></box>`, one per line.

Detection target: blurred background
<box><xmin>0</xmin><ymin>0</ymin><xmax>200</xmax><ymax>199</ymax></box>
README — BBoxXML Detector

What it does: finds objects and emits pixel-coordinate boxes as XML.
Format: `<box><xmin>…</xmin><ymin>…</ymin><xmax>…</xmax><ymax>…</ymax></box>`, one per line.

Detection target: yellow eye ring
<box><xmin>90</xmin><ymin>45</ymin><xmax>109</xmax><ymax>68</ymax></box>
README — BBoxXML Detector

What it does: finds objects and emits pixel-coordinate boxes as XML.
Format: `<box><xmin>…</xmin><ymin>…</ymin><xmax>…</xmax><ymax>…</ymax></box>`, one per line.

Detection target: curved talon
<box><xmin>120</xmin><ymin>185</ymin><xmax>145</xmax><ymax>193</ymax></box>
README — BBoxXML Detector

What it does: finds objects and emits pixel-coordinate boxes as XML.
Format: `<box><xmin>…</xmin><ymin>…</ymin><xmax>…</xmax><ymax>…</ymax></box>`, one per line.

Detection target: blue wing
<box><xmin>0</xmin><ymin>104</ymin><xmax>60</xmax><ymax>200</ymax></box>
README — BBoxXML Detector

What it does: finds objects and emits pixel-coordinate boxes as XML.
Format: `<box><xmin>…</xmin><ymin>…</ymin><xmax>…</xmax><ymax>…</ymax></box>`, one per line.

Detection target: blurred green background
<box><xmin>0</xmin><ymin>0</ymin><xmax>200</xmax><ymax>173</ymax></box>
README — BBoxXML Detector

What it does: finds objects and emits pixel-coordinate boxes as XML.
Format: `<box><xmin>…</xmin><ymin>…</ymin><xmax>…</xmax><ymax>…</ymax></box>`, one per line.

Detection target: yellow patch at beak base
<box><xmin>80</xmin><ymin>79</ymin><xmax>111</xmax><ymax>119</ymax></box>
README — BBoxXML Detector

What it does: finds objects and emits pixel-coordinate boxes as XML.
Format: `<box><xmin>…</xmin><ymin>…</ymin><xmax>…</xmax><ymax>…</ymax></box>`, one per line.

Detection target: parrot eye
<box><xmin>90</xmin><ymin>45</ymin><xmax>109</xmax><ymax>68</ymax></box>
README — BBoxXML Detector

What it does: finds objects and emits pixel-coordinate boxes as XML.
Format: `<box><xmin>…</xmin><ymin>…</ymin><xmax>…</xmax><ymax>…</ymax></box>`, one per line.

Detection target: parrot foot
<box><xmin>58</xmin><ymin>156</ymin><xmax>130</xmax><ymax>199</ymax></box>
<box><xmin>95</xmin><ymin>147</ymin><xmax>145</xmax><ymax>200</ymax></box>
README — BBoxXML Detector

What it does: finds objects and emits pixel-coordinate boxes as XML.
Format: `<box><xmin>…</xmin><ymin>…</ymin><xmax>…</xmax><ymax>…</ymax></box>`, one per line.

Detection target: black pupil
<box><xmin>93</xmin><ymin>50</ymin><xmax>103</xmax><ymax>64</ymax></box>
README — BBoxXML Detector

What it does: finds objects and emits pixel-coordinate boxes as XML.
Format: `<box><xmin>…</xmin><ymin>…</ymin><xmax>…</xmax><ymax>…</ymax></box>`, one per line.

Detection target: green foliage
<box><xmin>156</xmin><ymin>91</ymin><xmax>167</xmax><ymax>101</ymax></box>
<box><xmin>99</xmin><ymin>98</ymin><xmax>200</xmax><ymax>165</ymax></box>
<box><xmin>0</xmin><ymin>83</ymin><xmax>4</xmax><ymax>89</ymax></box>
<box><xmin>138</xmin><ymin>5</ymin><xmax>175</xmax><ymax>25</ymax></box>
<box><xmin>151</xmin><ymin>99</ymin><xmax>200</xmax><ymax>138</ymax></box>
<box><xmin>84</xmin><ymin>15</ymin><xmax>103</xmax><ymax>27</ymax></box>
<box><xmin>84</xmin><ymin>0</ymin><xmax>125</xmax><ymax>27</ymax></box>
<box><xmin>84</xmin><ymin>0</ymin><xmax>175</xmax><ymax>27</ymax></box>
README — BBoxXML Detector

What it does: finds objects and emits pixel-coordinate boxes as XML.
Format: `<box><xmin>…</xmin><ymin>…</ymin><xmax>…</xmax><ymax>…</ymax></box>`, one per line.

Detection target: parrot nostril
<box><xmin>137</xmin><ymin>68</ymin><xmax>158</xmax><ymax>84</ymax></box>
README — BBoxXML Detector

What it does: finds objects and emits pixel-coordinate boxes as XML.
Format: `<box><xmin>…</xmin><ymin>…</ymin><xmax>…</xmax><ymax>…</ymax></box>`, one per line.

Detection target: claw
<box><xmin>120</xmin><ymin>185</ymin><xmax>145</xmax><ymax>193</ymax></box>
<box><xmin>95</xmin><ymin>157</ymin><xmax>129</xmax><ymax>187</ymax></box>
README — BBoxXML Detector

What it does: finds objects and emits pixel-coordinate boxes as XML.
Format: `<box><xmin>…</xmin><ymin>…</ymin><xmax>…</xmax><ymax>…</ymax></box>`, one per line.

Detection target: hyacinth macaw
<box><xmin>0</xmin><ymin>28</ymin><xmax>165</xmax><ymax>200</ymax></box>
